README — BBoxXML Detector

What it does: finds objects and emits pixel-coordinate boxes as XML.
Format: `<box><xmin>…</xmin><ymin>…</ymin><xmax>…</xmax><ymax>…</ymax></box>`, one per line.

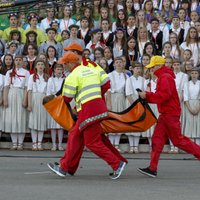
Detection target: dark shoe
<box><xmin>137</xmin><ymin>167</ymin><xmax>157</xmax><ymax>178</ymax></box>
<box><xmin>109</xmin><ymin>171</ymin><xmax>114</xmax><ymax>176</ymax></box>
<box><xmin>110</xmin><ymin>161</ymin><xmax>126</xmax><ymax>180</ymax></box>
<box><xmin>47</xmin><ymin>162</ymin><xmax>67</xmax><ymax>177</ymax></box>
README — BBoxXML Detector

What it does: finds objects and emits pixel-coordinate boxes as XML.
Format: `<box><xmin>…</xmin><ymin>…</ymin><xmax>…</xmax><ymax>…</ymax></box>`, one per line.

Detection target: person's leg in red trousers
<box><xmin>83</xmin><ymin>122</ymin><xmax>121</xmax><ymax>171</ymax></box>
<box><xmin>149</xmin><ymin>114</ymin><xmax>200</xmax><ymax>172</ymax></box>
<box><xmin>149</xmin><ymin>115</ymin><xmax>169</xmax><ymax>171</ymax></box>
<box><xmin>101</xmin><ymin>134</ymin><xmax>128</xmax><ymax>164</ymax></box>
<box><xmin>166</xmin><ymin>115</ymin><xmax>200</xmax><ymax>160</ymax></box>
<box><xmin>60</xmin><ymin>122</ymin><xmax>84</xmax><ymax>174</ymax></box>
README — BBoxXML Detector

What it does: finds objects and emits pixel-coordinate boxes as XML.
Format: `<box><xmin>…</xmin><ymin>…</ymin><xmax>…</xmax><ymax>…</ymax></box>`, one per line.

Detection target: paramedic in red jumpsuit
<box><xmin>48</xmin><ymin>51</ymin><xmax>126</xmax><ymax>180</ymax></box>
<box><xmin>137</xmin><ymin>56</ymin><xmax>200</xmax><ymax>178</ymax></box>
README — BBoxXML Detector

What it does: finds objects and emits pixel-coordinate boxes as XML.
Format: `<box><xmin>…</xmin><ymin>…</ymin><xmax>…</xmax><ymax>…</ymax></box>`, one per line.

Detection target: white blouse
<box><xmin>126</xmin><ymin>76</ymin><xmax>146</xmax><ymax>100</ymax></box>
<box><xmin>27</xmin><ymin>74</ymin><xmax>47</xmax><ymax>93</ymax></box>
<box><xmin>175</xmin><ymin>72</ymin><xmax>188</xmax><ymax>92</ymax></box>
<box><xmin>184</xmin><ymin>80</ymin><xmax>200</xmax><ymax>101</ymax></box>
<box><xmin>59</xmin><ymin>18</ymin><xmax>75</xmax><ymax>32</ymax></box>
<box><xmin>4</xmin><ymin>68</ymin><xmax>30</xmax><ymax>88</ymax></box>
<box><xmin>46</xmin><ymin>76</ymin><xmax>64</xmax><ymax>96</ymax></box>
<box><xmin>0</xmin><ymin>74</ymin><xmax>4</xmax><ymax>91</ymax></box>
<box><xmin>180</xmin><ymin>42</ymin><xmax>200</xmax><ymax>66</ymax></box>
<box><xmin>108</xmin><ymin>71</ymin><xmax>128</xmax><ymax>94</ymax></box>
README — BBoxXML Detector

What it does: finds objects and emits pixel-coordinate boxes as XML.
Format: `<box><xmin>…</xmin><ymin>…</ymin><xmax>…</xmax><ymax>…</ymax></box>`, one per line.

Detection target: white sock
<box><xmin>133</xmin><ymin>136</ymin><xmax>140</xmax><ymax>147</ymax></box>
<box><xmin>148</xmin><ymin>138</ymin><xmax>152</xmax><ymax>147</ymax></box>
<box><xmin>128</xmin><ymin>135</ymin><xmax>134</xmax><ymax>147</ymax></box>
<box><xmin>51</xmin><ymin>129</ymin><xmax>57</xmax><ymax>146</ymax></box>
<box><xmin>195</xmin><ymin>138</ymin><xmax>200</xmax><ymax>145</ymax></box>
<box><xmin>31</xmin><ymin>130</ymin><xmax>37</xmax><ymax>143</ymax></box>
<box><xmin>114</xmin><ymin>135</ymin><xmax>121</xmax><ymax>146</ymax></box>
<box><xmin>38</xmin><ymin>131</ymin><xmax>44</xmax><ymax>144</ymax></box>
<box><xmin>169</xmin><ymin>140</ymin><xmax>174</xmax><ymax>147</ymax></box>
<box><xmin>108</xmin><ymin>135</ymin><xmax>115</xmax><ymax>145</ymax></box>
<box><xmin>18</xmin><ymin>133</ymin><xmax>25</xmax><ymax>145</ymax></box>
<box><xmin>58</xmin><ymin>129</ymin><xmax>63</xmax><ymax>146</ymax></box>
<box><xmin>10</xmin><ymin>133</ymin><xmax>18</xmax><ymax>145</ymax></box>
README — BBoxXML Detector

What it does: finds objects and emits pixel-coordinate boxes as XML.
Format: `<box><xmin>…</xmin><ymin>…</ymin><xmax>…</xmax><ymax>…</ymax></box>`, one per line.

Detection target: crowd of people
<box><xmin>0</xmin><ymin>0</ymin><xmax>200</xmax><ymax>153</ymax></box>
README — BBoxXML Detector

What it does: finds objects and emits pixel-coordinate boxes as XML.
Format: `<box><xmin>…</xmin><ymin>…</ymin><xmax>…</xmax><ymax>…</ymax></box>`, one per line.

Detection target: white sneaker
<box><xmin>134</xmin><ymin>147</ymin><xmax>139</xmax><ymax>154</ymax></box>
<box><xmin>32</xmin><ymin>143</ymin><xmax>37</xmax><ymax>151</ymax></box>
<box><xmin>115</xmin><ymin>145</ymin><xmax>121</xmax><ymax>152</ymax></box>
<box><xmin>129</xmin><ymin>147</ymin><xmax>134</xmax><ymax>153</ymax></box>
<box><xmin>51</xmin><ymin>145</ymin><xmax>57</xmax><ymax>151</ymax></box>
<box><xmin>174</xmin><ymin>147</ymin><xmax>179</xmax><ymax>153</ymax></box>
<box><xmin>37</xmin><ymin>143</ymin><xmax>44</xmax><ymax>151</ymax></box>
<box><xmin>58</xmin><ymin>146</ymin><xmax>64</xmax><ymax>151</ymax></box>
<box><xmin>11</xmin><ymin>144</ymin><xmax>17</xmax><ymax>150</ymax></box>
<box><xmin>169</xmin><ymin>146</ymin><xmax>175</xmax><ymax>153</ymax></box>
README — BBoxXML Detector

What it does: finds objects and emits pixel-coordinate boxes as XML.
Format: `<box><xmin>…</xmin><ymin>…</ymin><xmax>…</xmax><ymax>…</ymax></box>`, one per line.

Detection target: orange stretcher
<box><xmin>43</xmin><ymin>95</ymin><xmax>157</xmax><ymax>133</ymax></box>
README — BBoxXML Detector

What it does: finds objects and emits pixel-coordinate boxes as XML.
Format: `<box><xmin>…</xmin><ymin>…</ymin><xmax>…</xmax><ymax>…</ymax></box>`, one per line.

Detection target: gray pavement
<box><xmin>0</xmin><ymin>150</ymin><xmax>200</xmax><ymax>200</ymax></box>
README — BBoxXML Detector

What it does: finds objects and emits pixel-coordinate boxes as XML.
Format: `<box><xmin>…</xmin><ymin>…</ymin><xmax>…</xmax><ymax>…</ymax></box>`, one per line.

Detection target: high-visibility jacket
<box><xmin>62</xmin><ymin>65</ymin><xmax>103</xmax><ymax>112</ymax></box>
<box><xmin>81</xmin><ymin>57</ymin><xmax>110</xmax><ymax>98</ymax></box>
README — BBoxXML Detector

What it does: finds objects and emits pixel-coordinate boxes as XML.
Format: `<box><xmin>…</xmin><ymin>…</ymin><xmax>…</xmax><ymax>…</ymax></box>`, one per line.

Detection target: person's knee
<box><xmin>152</xmin><ymin>141</ymin><xmax>164</xmax><ymax>152</ymax></box>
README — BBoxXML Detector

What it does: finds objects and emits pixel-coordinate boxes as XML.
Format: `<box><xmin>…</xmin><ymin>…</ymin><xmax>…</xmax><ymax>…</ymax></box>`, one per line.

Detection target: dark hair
<box><xmin>143</xmin><ymin>42</ymin><xmax>156</xmax><ymax>56</ymax></box>
<box><xmin>1</xmin><ymin>54</ymin><xmax>14</xmax><ymax>75</ymax></box>
<box><xmin>33</xmin><ymin>59</ymin><xmax>49</xmax><ymax>82</ymax></box>
<box><xmin>116</xmin><ymin>9</ymin><xmax>127</xmax><ymax>29</ymax></box>
<box><xmin>46</xmin><ymin>45</ymin><xmax>57</xmax><ymax>58</ymax></box>
<box><xmin>9</xmin><ymin>30</ymin><xmax>22</xmax><ymax>43</ymax></box>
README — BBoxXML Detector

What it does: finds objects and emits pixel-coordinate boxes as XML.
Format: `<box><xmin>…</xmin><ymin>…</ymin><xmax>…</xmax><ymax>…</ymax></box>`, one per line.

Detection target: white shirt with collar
<box><xmin>184</xmin><ymin>80</ymin><xmax>200</xmax><ymax>101</ymax></box>
<box><xmin>5</xmin><ymin>68</ymin><xmax>30</xmax><ymax>88</ymax></box>
<box><xmin>108</xmin><ymin>70</ymin><xmax>128</xmax><ymax>94</ymax></box>
<box><xmin>0</xmin><ymin>74</ymin><xmax>4</xmax><ymax>93</ymax></box>
<box><xmin>46</xmin><ymin>76</ymin><xmax>64</xmax><ymax>95</ymax></box>
<box><xmin>27</xmin><ymin>73</ymin><xmax>47</xmax><ymax>93</ymax></box>
<box><xmin>175</xmin><ymin>71</ymin><xmax>188</xmax><ymax>93</ymax></box>
<box><xmin>126</xmin><ymin>75</ymin><xmax>146</xmax><ymax>101</ymax></box>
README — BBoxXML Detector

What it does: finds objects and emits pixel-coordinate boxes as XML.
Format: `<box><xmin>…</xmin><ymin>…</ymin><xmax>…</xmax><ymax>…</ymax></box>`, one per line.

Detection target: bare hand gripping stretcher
<box><xmin>43</xmin><ymin>95</ymin><xmax>157</xmax><ymax>133</ymax></box>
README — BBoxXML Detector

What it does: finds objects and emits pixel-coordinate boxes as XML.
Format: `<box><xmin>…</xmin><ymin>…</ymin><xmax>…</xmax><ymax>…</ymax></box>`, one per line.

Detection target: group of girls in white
<box><xmin>0</xmin><ymin>0</ymin><xmax>200</xmax><ymax>152</ymax></box>
<box><xmin>105</xmin><ymin>55</ymin><xmax>200</xmax><ymax>154</ymax></box>
<box><xmin>0</xmin><ymin>56</ymin><xmax>65</xmax><ymax>151</ymax></box>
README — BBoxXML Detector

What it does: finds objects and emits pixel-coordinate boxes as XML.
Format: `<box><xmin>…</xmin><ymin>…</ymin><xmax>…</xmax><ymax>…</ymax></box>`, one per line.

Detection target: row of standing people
<box><xmin>0</xmin><ymin>53</ymin><xmax>200</xmax><ymax>152</ymax></box>
<box><xmin>106</xmin><ymin>56</ymin><xmax>200</xmax><ymax>154</ymax></box>
<box><xmin>0</xmin><ymin>56</ymin><xmax>66</xmax><ymax>151</ymax></box>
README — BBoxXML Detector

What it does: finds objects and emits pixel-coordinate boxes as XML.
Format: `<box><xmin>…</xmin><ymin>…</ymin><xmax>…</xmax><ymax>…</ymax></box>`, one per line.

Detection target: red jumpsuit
<box><xmin>60</xmin><ymin>67</ymin><xmax>127</xmax><ymax>174</ymax></box>
<box><xmin>146</xmin><ymin>66</ymin><xmax>200</xmax><ymax>171</ymax></box>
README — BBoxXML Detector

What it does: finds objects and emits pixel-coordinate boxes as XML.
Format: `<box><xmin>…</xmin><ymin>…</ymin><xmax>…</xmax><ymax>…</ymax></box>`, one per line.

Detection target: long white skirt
<box><xmin>183</xmin><ymin>99</ymin><xmax>200</xmax><ymax>138</ymax></box>
<box><xmin>47</xmin><ymin>113</ymin><xmax>63</xmax><ymax>129</ymax></box>
<box><xmin>125</xmin><ymin>96</ymin><xmax>141</xmax><ymax>137</ymax></box>
<box><xmin>109</xmin><ymin>93</ymin><xmax>126</xmax><ymax>136</ymax></box>
<box><xmin>142</xmin><ymin>103</ymin><xmax>159</xmax><ymax>138</ymax></box>
<box><xmin>4</xmin><ymin>87</ymin><xmax>27</xmax><ymax>133</ymax></box>
<box><xmin>0</xmin><ymin>105</ymin><xmax>2</xmax><ymax>131</ymax></box>
<box><xmin>29</xmin><ymin>92</ymin><xmax>47</xmax><ymax>131</ymax></box>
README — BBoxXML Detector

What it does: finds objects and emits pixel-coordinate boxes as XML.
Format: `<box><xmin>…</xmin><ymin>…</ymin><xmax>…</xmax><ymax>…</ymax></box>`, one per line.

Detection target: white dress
<box><xmin>142</xmin><ymin>79</ymin><xmax>159</xmax><ymax>138</ymax></box>
<box><xmin>174</xmin><ymin>72</ymin><xmax>188</xmax><ymax>133</ymax></box>
<box><xmin>0</xmin><ymin>74</ymin><xmax>4</xmax><ymax>131</ymax></box>
<box><xmin>125</xmin><ymin>75</ymin><xmax>146</xmax><ymax>136</ymax></box>
<box><xmin>108</xmin><ymin>71</ymin><xmax>127</xmax><ymax>135</ymax></box>
<box><xmin>4</xmin><ymin>68</ymin><xmax>30</xmax><ymax>133</ymax></box>
<box><xmin>180</xmin><ymin>42</ymin><xmax>200</xmax><ymax>66</ymax></box>
<box><xmin>27</xmin><ymin>74</ymin><xmax>48</xmax><ymax>131</ymax></box>
<box><xmin>59</xmin><ymin>18</ymin><xmax>75</xmax><ymax>32</ymax></box>
<box><xmin>183</xmin><ymin>80</ymin><xmax>200</xmax><ymax>138</ymax></box>
<box><xmin>46</xmin><ymin>76</ymin><xmax>64</xmax><ymax>129</ymax></box>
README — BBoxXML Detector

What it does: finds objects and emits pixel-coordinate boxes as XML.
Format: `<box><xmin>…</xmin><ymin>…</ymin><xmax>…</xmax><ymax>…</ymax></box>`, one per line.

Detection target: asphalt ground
<box><xmin>0</xmin><ymin>150</ymin><xmax>200</xmax><ymax>200</ymax></box>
